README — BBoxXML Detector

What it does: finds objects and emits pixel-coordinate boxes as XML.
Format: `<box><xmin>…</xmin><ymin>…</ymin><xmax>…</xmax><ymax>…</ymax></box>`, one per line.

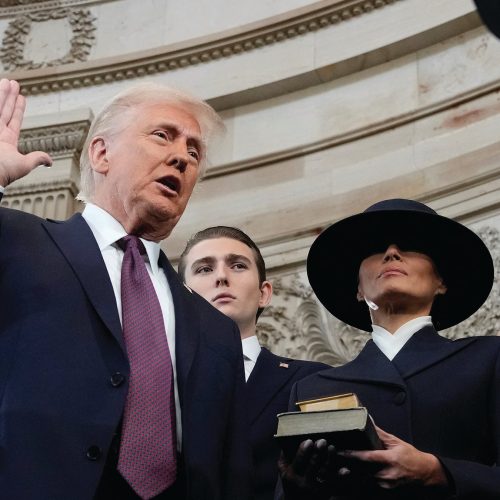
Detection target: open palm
<box><xmin>0</xmin><ymin>79</ymin><xmax>52</xmax><ymax>188</ymax></box>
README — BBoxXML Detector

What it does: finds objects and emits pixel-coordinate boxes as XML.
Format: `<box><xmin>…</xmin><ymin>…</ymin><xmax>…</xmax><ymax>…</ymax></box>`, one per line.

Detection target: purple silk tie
<box><xmin>117</xmin><ymin>235</ymin><xmax>177</xmax><ymax>499</ymax></box>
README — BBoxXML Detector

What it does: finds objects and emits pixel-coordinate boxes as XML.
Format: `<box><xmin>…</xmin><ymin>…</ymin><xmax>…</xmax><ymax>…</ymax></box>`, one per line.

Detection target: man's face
<box><xmin>183</xmin><ymin>237</ymin><xmax>272</xmax><ymax>337</ymax></box>
<box><xmin>357</xmin><ymin>244</ymin><xmax>446</xmax><ymax>314</ymax></box>
<box><xmin>90</xmin><ymin>102</ymin><xmax>202</xmax><ymax>240</ymax></box>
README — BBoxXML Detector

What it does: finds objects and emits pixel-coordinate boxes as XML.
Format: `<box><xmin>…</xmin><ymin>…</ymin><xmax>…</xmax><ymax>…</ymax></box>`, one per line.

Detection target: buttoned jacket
<box><xmin>0</xmin><ymin>206</ymin><xmax>251</xmax><ymax>500</ymax></box>
<box><xmin>290</xmin><ymin>326</ymin><xmax>500</xmax><ymax>499</ymax></box>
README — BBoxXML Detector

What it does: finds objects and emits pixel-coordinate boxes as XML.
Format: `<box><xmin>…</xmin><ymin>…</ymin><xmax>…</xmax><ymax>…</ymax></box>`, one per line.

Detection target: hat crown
<box><xmin>364</xmin><ymin>198</ymin><xmax>437</xmax><ymax>215</ymax></box>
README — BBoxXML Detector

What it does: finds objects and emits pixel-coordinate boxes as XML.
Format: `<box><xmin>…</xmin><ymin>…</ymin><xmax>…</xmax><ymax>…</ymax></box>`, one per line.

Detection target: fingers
<box><xmin>290</xmin><ymin>439</ymin><xmax>316</xmax><ymax>476</ymax></box>
<box><xmin>0</xmin><ymin>79</ymin><xmax>20</xmax><ymax>126</ymax></box>
<box><xmin>24</xmin><ymin>151</ymin><xmax>53</xmax><ymax>172</ymax></box>
<box><xmin>293</xmin><ymin>439</ymin><xmax>328</xmax><ymax>481</ymax></box>
<box><xmin>374</xmin><ymin>425</ymin><xmax>395</xmax><ymax>440</ymax></box>
<box><xmin>340</xmin><ymin>449</ymin><xmax>387</xmax><ymax>463</ymax></box>
<box><xmin>8</xmin><ymin>91</ymin><xmax>25</xmax><ymax>139</ymax></box>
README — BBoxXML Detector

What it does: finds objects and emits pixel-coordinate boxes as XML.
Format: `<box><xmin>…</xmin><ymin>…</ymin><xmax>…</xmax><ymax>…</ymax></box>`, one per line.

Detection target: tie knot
<box><xmin>118</xmin><ymin>235</ymin><xmax>147</xmax><ymax>255</ymax></box>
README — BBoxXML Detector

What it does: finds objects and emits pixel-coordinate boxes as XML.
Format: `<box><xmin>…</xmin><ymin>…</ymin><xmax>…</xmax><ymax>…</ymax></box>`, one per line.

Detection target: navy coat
<box><xmin>289</xmin><ymin>326</ymin><xmax>500</xmax><ymax>499</ymax></box>
<box><xmin>247</xmin><ymin>347</ymin><xmax>328</xmax><ymax>500</ymax></box>
<box><xmin>0</xmin><ymin>206</ymin><xmax>251</xmax><ymax>500</ymax></box>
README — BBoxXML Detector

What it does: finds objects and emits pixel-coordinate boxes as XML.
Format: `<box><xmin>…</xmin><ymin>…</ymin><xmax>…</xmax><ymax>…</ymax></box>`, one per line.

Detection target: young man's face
<box><xmin>182</xmin><ymin>237</ymin><xmax>272</xmax><ymax>338</ymax></box>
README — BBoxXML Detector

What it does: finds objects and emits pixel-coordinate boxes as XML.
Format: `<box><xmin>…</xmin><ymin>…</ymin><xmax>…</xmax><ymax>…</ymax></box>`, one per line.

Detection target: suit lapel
<box><xmin>159</xmin><ymin>252</ymin><xmax>199</xmax><ymax>407</ymax></box>
<box><xmin>42</xmin><ymin>213</ymin><xmax>124</xmax><ymax>350</ymax></box>
<box><xmin>246</xmin><ymin>348</ymin><xmax>302</xmax><ymax>424</ymax></box>
<box><xmin>318</xmin><ymin>340</ymin><xmax>406</xmax><ymax>390</ymax></box>
<box><xmin>391</xmin><ymin>325</ymin><xmax>478</xmax><ymax>378</ymax></box>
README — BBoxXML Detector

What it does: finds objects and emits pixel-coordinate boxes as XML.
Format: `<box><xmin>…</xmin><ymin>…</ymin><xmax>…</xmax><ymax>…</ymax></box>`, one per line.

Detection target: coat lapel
<box><xmin>391</xmin><ymin>325</ymin><xmax>479</xmax><ymax>378</ymax></box>
<box><xmin>42</xmin><ymin>213</ymin><xmax>124</xmax><ymax>350</ymax></box>
<box><xmin>159</xmin><ymin>252</ymin><xmax>199</xmax><ymax>407</ymax></box>
<box><xmin>246</xmin><ymin>348</ymin><xmax>302</xmax><ymax>424</ymax></box>
<box><xmin>318</xmin><ymin>340</ymin><xmax>406</xmax><ymax>390</ymax></box>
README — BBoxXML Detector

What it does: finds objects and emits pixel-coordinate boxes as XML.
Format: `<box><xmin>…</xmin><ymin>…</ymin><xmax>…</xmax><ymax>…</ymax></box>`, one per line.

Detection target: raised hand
<box><xmin>0</xmin><ymin>79</ymin><xmax>52</xmax><ymax>188</ymax></box>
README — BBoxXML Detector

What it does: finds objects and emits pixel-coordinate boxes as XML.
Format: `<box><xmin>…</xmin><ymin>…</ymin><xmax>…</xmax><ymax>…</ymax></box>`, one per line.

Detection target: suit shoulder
<box><xmin>0</xmin><ymin>206</ymin><xmax>45</xmax><ymax>225</ymax></box>
<box><xmin>190</xmin><ymin>290</ymin><xmax>235</xmax><ymax>325</ymax></box>
<box><xmin>453</xmin><ymin>334</ymin><xmax>500</xmax><ymax>352</ymax></box>
<box><xmin>189</xmin><ymin>289</ymin><xmax>241</xmax><ymax>341</ymax></box>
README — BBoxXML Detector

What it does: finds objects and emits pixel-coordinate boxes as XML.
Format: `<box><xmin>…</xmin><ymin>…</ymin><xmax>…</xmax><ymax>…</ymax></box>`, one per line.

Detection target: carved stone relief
<box><xmin>18</xmin><ymin>119</ymin><xmax>90</xmax><ymax>159</ymax></box>
<box><xmin>1</xmin><ymin>7</ymin><xmax>96</xmax><ymax>70</ymax></box>
<box><xmin>258</xmin><ymin>226</ymin><xmax>500</xmax><ymax>366</ymax></box>
<box><xmin>0</xmin><ymin>1</ymin><xmax>109</xmax><ymax>17</ymax></box>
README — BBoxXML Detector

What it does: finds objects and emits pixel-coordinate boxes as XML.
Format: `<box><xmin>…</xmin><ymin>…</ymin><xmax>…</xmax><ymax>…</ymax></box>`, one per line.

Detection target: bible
<box><xmin>275</xmin><ymin>393</ymin><xmax>382</xmax><ymax>460</ymax></box>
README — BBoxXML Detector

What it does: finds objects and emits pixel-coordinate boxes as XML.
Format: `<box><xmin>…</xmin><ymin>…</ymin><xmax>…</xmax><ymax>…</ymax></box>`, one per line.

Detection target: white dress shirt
<box><xmin>242</xmin><ymin>335</ymin><xmax>262</xmax><ymax>381</ymax></box>
<box><xmin>371</xmin><ymin>316</ymin><xmax>433</xmax><ymax>361</ymax></box>
<box><xmin>82</xmin><ymin>203</ymin><xmax>182</xmax><ymax>448</ymax></box>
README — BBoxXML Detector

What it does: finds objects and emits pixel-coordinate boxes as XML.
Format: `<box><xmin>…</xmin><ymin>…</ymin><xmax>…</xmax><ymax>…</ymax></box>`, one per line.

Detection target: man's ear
<box><xmin>258</xmin><ymin>280</ymin><xmax>273</xmax><ymax>309</ymax></box>
<box><xmin>88</xmin><ymin>137</ymin><xmax>109</xmax><ymax>174</ymax></box>
<box><xmin>356</xmin><ymin>286</ymin><xmax>364</xmax><ymax>303</ymax></box>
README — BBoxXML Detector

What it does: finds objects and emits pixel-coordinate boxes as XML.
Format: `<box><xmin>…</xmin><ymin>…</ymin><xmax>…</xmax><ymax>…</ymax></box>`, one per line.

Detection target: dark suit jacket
<box><xmin>0</xmin><ymin>206</ymin><xmax>251</xmax><ymax>500</ymax></box>
<box><xmin>289</xmin><ymin>326</ymin><xmax>500</xmax><ymax>499</ymax></box>
<box><xmin>247</xmin><ymin>347</ymin><xmax>328</xmax><ymax>500</ymax></box>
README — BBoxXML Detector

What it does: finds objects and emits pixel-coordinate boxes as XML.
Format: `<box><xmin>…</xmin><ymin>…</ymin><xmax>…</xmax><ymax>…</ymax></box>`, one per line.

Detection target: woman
<box><xmin>279</xmin><ymin>198</ymin><xmax>499</xmax><ymax>499</ymax></box>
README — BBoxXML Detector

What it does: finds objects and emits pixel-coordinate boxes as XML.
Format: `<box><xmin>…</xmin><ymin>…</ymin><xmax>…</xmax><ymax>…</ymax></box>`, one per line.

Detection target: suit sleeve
<box><xmin>221</xmin><ymin>323</ymin><xmax>252</xmax><ymax>500</ymax></box>
<box><xmin>438</xmin><ymin>346</ymin><xmax>500</xmax><ymax>499</ymax></box>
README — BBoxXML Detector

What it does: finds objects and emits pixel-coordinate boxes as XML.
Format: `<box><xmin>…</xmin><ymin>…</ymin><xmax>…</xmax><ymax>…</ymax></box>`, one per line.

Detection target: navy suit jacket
<box><xmin>0</xmin><ymin>206</ymin><xmax>251</xmax><ymax>499</ymax></box>
<box><xmin>289</xmin><ymin>326</ymin><xmax>500</xmax><ymax>499</ymax></box>
<box><xmin>247</xmin><ymin>347</ymin><xmax>328</xmax><ymax>500</ymax></box>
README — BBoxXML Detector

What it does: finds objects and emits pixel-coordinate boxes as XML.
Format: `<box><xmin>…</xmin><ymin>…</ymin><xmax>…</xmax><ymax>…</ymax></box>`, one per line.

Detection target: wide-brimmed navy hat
<box><xmin>474</xmin><ymin>0</ymin><xmax>500</xmax><ymax>39</ymax></box>
<box><xmin>307</xmin><ymin>199</ymin><xmax>494</xmax><ymax>332</ymax></box>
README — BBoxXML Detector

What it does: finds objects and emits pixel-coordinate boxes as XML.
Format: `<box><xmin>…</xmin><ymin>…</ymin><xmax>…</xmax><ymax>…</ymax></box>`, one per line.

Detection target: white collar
<box><xmin>371</xmin><ymin>316</ymin><xmax>433</xmax><ymax>361</ymax></box>
<box><xmin>81</xmin><ymin>203</ymin><xmax>162</xmax><ymax>275</ymax></box>
<box><xmin>241</xmin><ymin>335</ymin><xmax>262</xmax><ymax>363</ymax></box>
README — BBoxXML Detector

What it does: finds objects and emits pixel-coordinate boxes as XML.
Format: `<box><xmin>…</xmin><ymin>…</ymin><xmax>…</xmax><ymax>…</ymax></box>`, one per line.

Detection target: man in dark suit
<box><xmin>178</xmin><ymin>226</ymin><xmax>328</xmax><ymax>500</ymax></box>
<box><xmin>278</xmin><ymin>199</ymin><xmax>500</xmax><ymax>499</ymax></box>
<box><xmin>0</xmin><ymin>79</ymin><xmax>251</xmax><ymax>499</ymax></box>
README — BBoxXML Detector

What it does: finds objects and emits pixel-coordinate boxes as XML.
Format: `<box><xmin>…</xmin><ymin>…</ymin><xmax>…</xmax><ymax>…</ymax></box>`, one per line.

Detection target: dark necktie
<box><xmin>117</xmin><ymin>235</ymin><xmax>177</xmax><ymax>499</ymax></box>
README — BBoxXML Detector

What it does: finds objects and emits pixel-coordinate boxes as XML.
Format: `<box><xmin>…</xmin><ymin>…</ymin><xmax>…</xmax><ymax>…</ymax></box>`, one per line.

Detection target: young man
<box><xmin>0</xmin><ymin>80</ymin><xmax>250</xmax><ymax>499</ymax></box>
<box><xmin>179</xmin><ymin>226</ymin><xmax>328</xmax><ymax>500</ymax></box>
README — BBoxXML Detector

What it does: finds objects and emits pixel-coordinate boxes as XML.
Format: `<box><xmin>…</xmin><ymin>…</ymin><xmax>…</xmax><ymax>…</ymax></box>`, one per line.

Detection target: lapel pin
<box><xmin>279</xmin><ymin>362</ymin><xmax>289</xmax><ymax>369</ymax></box>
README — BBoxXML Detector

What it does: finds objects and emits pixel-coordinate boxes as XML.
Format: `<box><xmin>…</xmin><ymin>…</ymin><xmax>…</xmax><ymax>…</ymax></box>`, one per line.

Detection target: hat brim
<box><xmin>307</xmin><ymin>209</ymin><xmax>494</xmax><ymax>331</ymax></box>
<box><xmin>474</xmin><ymin>0</ymin><xmax>500</xmax><ymax>39</ymax></box>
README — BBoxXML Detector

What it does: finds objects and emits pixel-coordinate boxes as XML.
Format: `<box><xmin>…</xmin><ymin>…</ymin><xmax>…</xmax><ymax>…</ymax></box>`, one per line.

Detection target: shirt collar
<box><xmin>81</xmin><ymin>202</ymin><xmax>162</xmax><ymax>275</ymax></box>
<box><xmin>371</xmin><ymin>316</ymin><xmax>433</xmax><ymax>360</ymax></box>
<box><xmin>241</xmin><ymin>335</ymin><xmax>261</xmax><ymax>362</ymax></box>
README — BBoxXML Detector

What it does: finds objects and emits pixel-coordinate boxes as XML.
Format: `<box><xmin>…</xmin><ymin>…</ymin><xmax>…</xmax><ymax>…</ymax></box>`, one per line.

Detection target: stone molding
<box><xmin>8</xmin><ymin>0</ymin><xmax>403</xmax><ymax>95</ymax></box>
<box><xmin>0</xmin><ymin>0</ymin><xmax>109</xmax><ymax>18</ymax></box>
<box><xmin>258</xmin><ymin>226</ymin><xmax>500</xmax><ymax>364</ymax></box>
<box><xmin>0</xmin><ymin>181</ymin><xmax>80</xmax><ymax>219</ymax></box>
<box><xmin>2</xmin><ymin>178</ymin><xmax>78</xmax><ymax>196</ymax></box>
<box><xmin>1</xmin><ymin>7</ymin><xmax>96</xmax><ymax>71</ymax></box>
<box><xmin>18</xmin><ymin>117</ymin><xmax>91</xmax><ymax>159</ymax></box>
